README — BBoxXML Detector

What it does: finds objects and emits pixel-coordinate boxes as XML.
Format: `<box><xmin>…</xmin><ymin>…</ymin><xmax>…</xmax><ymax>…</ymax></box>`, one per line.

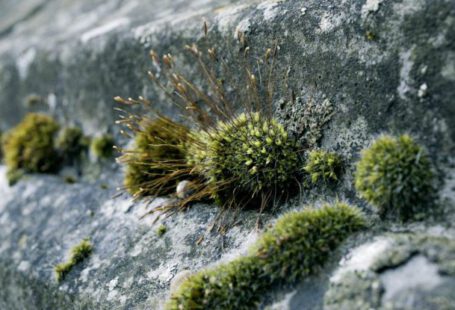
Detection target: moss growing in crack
<box><xmin>2</xmin><ymin>113</ymin><xmax>60</xmax><ymax>182</ymax></box>
<box><xmin>157</xmin><ymin>224</ymin><xmax>167</xmax><ymax>237</ymax></box>
<box><xmin>189</xmin><ymin>112</ymin><xmax>300</xmax><ymax>202</ymax></box>
<box><xmin>355</xmin><ymin>134</ymin><xmax>433</xmax><ymax>220</ymax></box>
<box><xmin>91</xmin><ymin>135</ymin><xmax>114</xmax><ymax>159</ymax></box>
<box><xmin>167</xmin><ymin>202</ymin><xmax>365</xmax><ymax>309</ymax></box>
<box><xmin>123</xmin><ymin>117</ymin><xmax>189</xmax><ymax>197</ymax></box>
<box><xmin>54</xmin><ymin>239</ymin><xmax>92</xmax><ymax>282</ymax></box>
<box><xmin>56</xmin><ymin>127</ymin><xmax>89</xmax><ymax>162</ymax></box>
<box><xmin>304</xmin><ymin>149</ymin><xmax>342</xmax><ymax>184</ymax></box>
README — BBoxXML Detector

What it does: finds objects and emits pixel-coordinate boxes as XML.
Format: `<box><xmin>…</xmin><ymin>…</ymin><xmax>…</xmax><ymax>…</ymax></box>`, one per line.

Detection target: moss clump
<box><xmin>123</xmin><ymin>117</ymin><xmax>189</xmax><ymax>197</ymax></box>
<box><xmin>167</xmin><ymin>202</ymin><xmax>365</xmax><ymax>309</ymax></box>
<box><xmin>54</xmin><ymin>239</ymin><xmax>93</xmax><ymax>282</ymax></box>
<box><xmin>355</xmin><ymin>134</ymin><xmax>433</xmax><ymax>220</ymax></box>
<box><xmin>190</xmin><ymin>112</ymin><xmax>300</xmax><ymax>202</ymax></box>
<box><xmin>2</xmin><ymin>113</ymin><xmax>60</xmax><ymax>179</ymax></box>
<box><xmin>56</xmin><ymin>127</ymin><xmax>89</xmax><ymax>161</ymax></box>
<box><xmin>157</xmin><ymin>224</ymin><xmax>167</xmax><ymax>237</ymax></box>
<box><xmin>91</xmin><ymin>135</ymin><xmax>115</xmax><ymax>159</ymax></box>
<box><xmin>304</xmin><ymin>149</ymin><xmax>342</xmax><ymax>184</ymax></box>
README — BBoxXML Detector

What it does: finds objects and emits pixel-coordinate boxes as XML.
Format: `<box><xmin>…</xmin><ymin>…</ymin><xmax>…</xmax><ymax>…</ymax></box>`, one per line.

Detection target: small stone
<box><xmin>176</xmin><ymin>180</ymin><xmax>196</xmax><ymax>199</ymax></box>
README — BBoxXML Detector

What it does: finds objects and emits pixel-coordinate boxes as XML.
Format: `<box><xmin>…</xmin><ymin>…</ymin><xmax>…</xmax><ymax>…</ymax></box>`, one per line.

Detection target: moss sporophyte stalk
<box><xmin>166</xmin><ymin>202</ymin><xmax>366</xmax><ymax>309</ymax></box>
<box><xmin>115</xmin><ymin>29</ymin><xmax>313</xmax><ymax>215</ymax></box>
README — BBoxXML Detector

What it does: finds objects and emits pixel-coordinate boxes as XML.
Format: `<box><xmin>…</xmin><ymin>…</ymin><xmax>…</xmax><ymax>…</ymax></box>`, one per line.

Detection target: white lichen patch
<box><xmin>380</xmin><ymin>256</ymin><xmax>444</xmax><ymax>302</ymax></box>
<box><xmin>361</xmin><ymin>0</ymin><xmax>384</xmax><ymax>20</ymax></box>
<box><xmin>81</xmin><ymin>18</ymin><xmax>130</xmax><ymax>43</ymax></box>
<box><xmin>331</xmin><ymin>237</ymin><xmax>392</xmax><ymax>283</ymax></box>
<box><xmin>16</xmin><ymin>48</ymin><xmax>36</xmax><ymax>80</ymax></box>
<box><xmin>257</xmin><ymin>0</ymin><xmax>281</xmax><ymax>22</ymax></box>
<box><xmin>441</xmin><ymin>52</ymin><xmax>455</xmax><ymax>81</ymax></box>
<box><xmin>322</xmin><ymin>116</ymin><xmax>370</xmax><ymax>161</ymax></box>
<box><xmin>397</xmin><ymin>48</ymin><xmax>415</xmax><ymax>100</ymax></box>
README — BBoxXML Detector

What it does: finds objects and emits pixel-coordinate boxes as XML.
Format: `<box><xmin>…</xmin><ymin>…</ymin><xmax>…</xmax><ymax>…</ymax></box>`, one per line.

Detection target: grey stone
<box><xmin>0</xmin><ymin>0</ymin><xmax>455</xmax><ymax>309</ymax></box>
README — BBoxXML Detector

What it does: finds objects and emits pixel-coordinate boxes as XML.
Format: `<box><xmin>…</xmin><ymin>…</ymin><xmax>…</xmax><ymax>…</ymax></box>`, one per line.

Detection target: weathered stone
<box><xmin>0</xmin><ymin>0</ymin><xmax>454</xmax><ymax>309</ymax></box>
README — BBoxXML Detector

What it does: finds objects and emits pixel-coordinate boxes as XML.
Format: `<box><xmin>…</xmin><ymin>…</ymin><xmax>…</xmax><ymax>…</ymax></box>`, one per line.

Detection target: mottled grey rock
<box><xmin>324</xmin><ymin>233</ymin><xmax>455</xmax><ymax>310</ymax></box>
<box><xmin>0</xmin><ymin>0</ymin><xmax>455</xmax><ymax>309</ymax></box>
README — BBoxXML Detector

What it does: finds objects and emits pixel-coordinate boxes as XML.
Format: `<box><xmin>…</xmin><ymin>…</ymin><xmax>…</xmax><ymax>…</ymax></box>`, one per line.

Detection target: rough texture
<box><xmin>0</xmin><ymin>0</ymin><xmax>454</xmax><ymax>309</ymax></box>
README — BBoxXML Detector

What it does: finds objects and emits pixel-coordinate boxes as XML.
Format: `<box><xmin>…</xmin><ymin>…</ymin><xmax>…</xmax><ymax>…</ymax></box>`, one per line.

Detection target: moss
<box><xmin>2</xmin><ymin>113</ymin><xmax>61</xmax><ymax>181</ymax></box>
<box><xmin>63</xmin><ymin>175</ymin><xmax>76</xmax><ymax>184</ymax></box>
<box><xmin>91</xmin><ymin>135</ymin><xmax>115</xmax><ymax>159</ymax></box>
<box><xmin>189</xmin><ymin>112</ymin><xmax>300</xmax><ymax>204</ymax></box>
<box><xmin>123</xmin><ymin>117</ymin><xmax>189</xmax><ymax>197</ymax></box>
<box><xmin>355</xmin><ymin>134</ymin><xmax>434</xmax><ymax>220</ymax></box>
<box><xmin>56</xmin><ymin>127</ymin><xmax>89</xmax><ymax>161</ymax></box>
<box><xmin>157</xmin><ymin>224</ymin><xmax>167</xmax><ymax>237</ymax></box>
<box><xmin>167</xmin><ymin>202</ymin><xmax>365</xmax><ymax>309</ymax></box>
<box><xmin>54</xmin><ymin>239</ymin><xmax>93</xmax><ymax>282</ymax></box>
<box><xmin>304</xmin><ymin>149</ymin><xmax>342</xmax><ymax>184</ymax></box>
<box><xmin>0</xmin><ymin>130</ymin><xmax>3</xmax><ymax>161</ymax></box>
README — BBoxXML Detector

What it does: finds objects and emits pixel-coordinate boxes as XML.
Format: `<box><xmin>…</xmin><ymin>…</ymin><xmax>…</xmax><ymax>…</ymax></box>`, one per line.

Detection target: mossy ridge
<box><xmin>122</xmin><ymin>117</ymin><xmax>190</xmax><ymax>197</ymax></box>
<box><xmin>54</xmin><ymin>239</ymin><xmax>93</xmax><ymax>282</ymax></box>
<box><xmin>167</xmin><ymin>202</ymin><xmax>366</xmax><ymax>309</ymax></box>
<box><xmin>355</xmin><ymin>134</ymin><xmax>433</xmax><ymax>221</ymax></box>
<box><xmin>2</xmin><ymin>113</ymin><xmax>61</xmax><ymax>180</ymax></box>
<box><xmin>304</xmin><ymin>149</ymin><xmax>342</xmax><ymax>184</ymax></box>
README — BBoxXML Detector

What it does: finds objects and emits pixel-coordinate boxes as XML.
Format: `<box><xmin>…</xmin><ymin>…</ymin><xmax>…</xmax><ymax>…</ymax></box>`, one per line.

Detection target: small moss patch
<box><xmin>56</xmin><ymin>127</ymin><xmax>89</xmax><ymax>161</ymax></box>
<box><xmin>167</xmin><ymin>202</ymin><xmax>365</xmax><ymax>309</ymax></box>
<box><xmin>123</xmin><ymin>117</ymin><xmax>189</xmax><ymax>197</ymax></box>
<box><xmin>54</xmin><ymin>239</ymin><xmax>93</xmax><ymax>282</ymax></box>
<box><xmin>355</xmin><ymin>134</ymin><xmax>433</xmax><ymax>220</ymax></box>
<box><xmin>2</xmin><ymin>113</ymin><xmax>60</xmax><ymax>182</ymax></box>
<box><xmin>91</xmin><ymin>135</ymin><xmax>115</xmax><ymax>159</ymax></box>
<box><xmin>304</xmin><ymin>149</ymin><xmax>342</xmax><ymax>184</ymax></box>
<box><xmin>157</xmin><ymin>224</ymin><xmax>167</xmax><ymax>237</ymax></box>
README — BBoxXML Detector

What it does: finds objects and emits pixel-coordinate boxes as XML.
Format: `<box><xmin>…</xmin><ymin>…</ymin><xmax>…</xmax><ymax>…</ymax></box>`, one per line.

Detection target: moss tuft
<box><xmin>355</xmin><ymin>134</ymin><xmax>433</xmax><ymax>220</ymax></box>
<box><xmin>56</xmin><ymin>127</ymin><xmax>89</xmax><ymax>161</ymax></box>
<box><xmin>2</xmin><ymin>113</ymin><xmax>60</xmax><ymax>181</ymax></box>
<box><xmin>167</xmin><ymin>202</ymin><xmax>365</xmax><ymax>309</ymax></box>
<box><xmin>54</xmin><ymin>239</ymin><xmax>93</xmax><ymax>282</ymax></box>
<box><xmin>91</xmin><ymin>135</ymin><xmax>115</xmax><ymax>159</ymax></box>
<box><xmin>189</xmin><ymin>112</ymin><xmax>300</xmax><ymax>203</ymax></box>
<box><xmin>304</xmin><ymin>149</ymin><xmax>342</xmax><ymax>184</ymax></box>
<box><xmin>123</xmin><ymin>117</ymin><xmax>189</xmax><ymax>197</ymax></box>
<box><xmin>157</xmin><ymin>224</ymin><xmax>167</xmax><ymax>237</ymax></box>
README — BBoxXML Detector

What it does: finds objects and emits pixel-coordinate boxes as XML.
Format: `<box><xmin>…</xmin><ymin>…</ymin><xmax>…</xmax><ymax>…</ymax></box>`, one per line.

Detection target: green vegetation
<box><xmin>123</xmin><ymin>117</ymin><xmax>189</xmax><ymax>197</ymax></box>
<box><xmin>157</xmin><ymin>224</ymin><xmax>167</xmax><ymax>237</ymax></box>
<box><xmin>355</xmin><ymin>134</ymin><xmax>433</xmax><ymax>220</ymax></box>
<box><xmin>91</xmin><ymin>134</ymin><xmax>115</xmax><ymax>159</ymax></box>
<box><xmin>304</xmin><ymin>149</ymin><xmax>342</xmax><ymax>184</ymax></box>
<box><xmin>2</xmin><ymin>113</ymin><xmax>60</xmax><ymax>182</ymax></box>
<box><xmin>56</xmin><ymin>127</ymin><xmax>89</xmax><ymax>161</ymax></box>
<box><xmin>167</xmin><ymin>202</ymin><xmax>365</xmax><ymax>309</ymax></box>
<box><xmin>189</xmin><ymin>112</ymin><xmax>300</xmax><ymax>203</ymax></box>
<box><xmin>54</xmin><ymin>239</ymin><xmax>93</xmax><ymax>282</ymax></box>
